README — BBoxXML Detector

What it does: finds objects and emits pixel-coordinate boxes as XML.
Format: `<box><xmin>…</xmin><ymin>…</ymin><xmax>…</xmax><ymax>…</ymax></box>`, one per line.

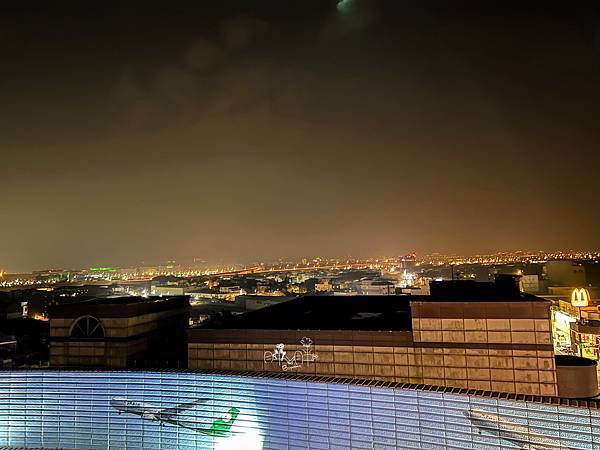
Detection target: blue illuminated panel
<box><xmin>0</xmin><ymin>371</ymin><xmax>598</xmax><ymax>449</ymax></box>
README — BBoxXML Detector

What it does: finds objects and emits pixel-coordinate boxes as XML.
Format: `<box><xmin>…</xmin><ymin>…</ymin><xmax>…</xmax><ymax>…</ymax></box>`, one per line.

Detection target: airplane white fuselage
<box><xmin>465</xmin><ymin>409</ymin><xmax>569</xmax><ymax>450</ymax></box>
<box><xmin>111</xmin><ymin>398</ymin><xmax>162</xmax><ymax>422</ymax></box>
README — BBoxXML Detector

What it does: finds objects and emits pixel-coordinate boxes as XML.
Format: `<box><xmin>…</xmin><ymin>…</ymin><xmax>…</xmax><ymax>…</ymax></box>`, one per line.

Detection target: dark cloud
<box><xmin>1</xmin><ymin>0</ymin><xmax>600</xmax><ymax>271</ymax></box>
<box><xmin>220</xmin><ymin>16</ymin><xmax>270</xmax><ymax>50</ymax></box>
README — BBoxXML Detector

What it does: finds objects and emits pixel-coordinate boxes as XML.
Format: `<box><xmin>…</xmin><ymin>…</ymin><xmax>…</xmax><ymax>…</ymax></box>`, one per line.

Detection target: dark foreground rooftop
<box><xmin>48</xmin><ymin>295</ymin><xmax>190</xmax><ymax>318</ymax></box>
<box><xmin>428</xmin><ymin>276</ymin><xmax>541</xmax><ymax>301</ymax></box>
<box><xmin>199</xmin><ymin>277</ymin><xmax>543</xmax><ymax>331</ymax></box>
<box><xmin>200</xmin><ymin>295</ymin><xmax>413</xmax><ymax>331</ymax></box>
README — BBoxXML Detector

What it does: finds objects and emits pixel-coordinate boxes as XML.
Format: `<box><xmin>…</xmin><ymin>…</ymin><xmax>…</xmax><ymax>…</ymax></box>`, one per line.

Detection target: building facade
<box><xmin>189</xmin><ymin>285</ymin><xmax>562</xmax><ymax>396</ymax></box>
<box><xmin>358</xmin><ymin>279</ymin><xmax>395</xmax><ymax>295</ymax></box>
<box><xmin>49</xmin><ymin>296</ymin><xmax>189</xmax><ymax>368</ymax></box>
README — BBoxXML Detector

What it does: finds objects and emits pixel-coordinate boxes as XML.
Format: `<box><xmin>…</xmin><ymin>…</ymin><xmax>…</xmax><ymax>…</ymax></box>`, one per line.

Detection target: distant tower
<box><xmin>400</xmin><ymin>253</ymin><xmax>417</xmax><ymax>271</ymax></box>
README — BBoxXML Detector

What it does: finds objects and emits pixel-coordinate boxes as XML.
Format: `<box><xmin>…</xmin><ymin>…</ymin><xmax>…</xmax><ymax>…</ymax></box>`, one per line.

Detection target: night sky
<box><xmin>1</xmin><ymin>1</ymin><xmax>600</xmax><ymax>271</ymax></box>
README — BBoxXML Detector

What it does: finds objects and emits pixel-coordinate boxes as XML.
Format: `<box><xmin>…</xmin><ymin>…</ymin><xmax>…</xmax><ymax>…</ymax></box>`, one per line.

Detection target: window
<box><xmin>70</xmin><ymin>316</ymin><xmax>105</xmax><ymax>339</ymax></box>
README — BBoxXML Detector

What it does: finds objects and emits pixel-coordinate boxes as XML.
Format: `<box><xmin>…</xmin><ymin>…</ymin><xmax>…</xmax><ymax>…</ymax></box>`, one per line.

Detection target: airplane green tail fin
<box><xmin>205</xmin><ymin>407</ymin><xmax>240</xmax><ymax>436</ymax></box>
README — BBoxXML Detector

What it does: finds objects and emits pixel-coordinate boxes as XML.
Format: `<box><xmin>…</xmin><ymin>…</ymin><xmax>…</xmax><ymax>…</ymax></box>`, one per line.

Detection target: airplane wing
<box><xmin>158</xmin><ymin>398</ymin><xmax>211</xmax><ymax>419</ymax></box>
<box><xmin>178</xmin><ymin>407</ymin><xmax>241</xmax><ymax>437</ymax></box>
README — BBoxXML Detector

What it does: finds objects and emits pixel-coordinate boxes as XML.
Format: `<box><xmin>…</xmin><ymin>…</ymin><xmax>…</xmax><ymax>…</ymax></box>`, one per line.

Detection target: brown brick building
<box><xmin>49</xmin><ymin>296</ymin><xmax>189</xmax><ymax>368</ymax></box>
<box><xmin>189</xmin><ymin>280</ymin><xmax>560</xmax><ymax>396</ymax></box>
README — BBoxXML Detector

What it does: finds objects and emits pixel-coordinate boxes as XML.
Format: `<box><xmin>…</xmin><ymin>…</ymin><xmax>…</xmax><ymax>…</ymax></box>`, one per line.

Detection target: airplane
<box><xmin>464</xmin><ymin>408</ymin><xmax>570</xmax><ymax>450</ymax></box>
<box><xmin>111</xmin><ymin>397</ymin><xmax>240</xmax><ymax>437</ymax></box>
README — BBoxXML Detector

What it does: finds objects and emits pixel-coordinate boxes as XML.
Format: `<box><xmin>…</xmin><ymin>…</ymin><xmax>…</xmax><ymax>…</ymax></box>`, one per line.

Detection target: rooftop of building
<box><xmin>197</xmin><ymin>277</ymin><xmax>544</xmax><ymax>331</ymax></box>
<box><xmin>361</xmin><ymin>279</ymin><xmax>394</xmax><ymax>286</ymax></box>
<box><xmin>0</xmin><ymin>368</ymin><xmax>595</xmax><ymax>410</ymax></box>
<box><xmin>236</xmin><ymin>294</ymin><xmax>295</xmax><ymax>300</ymax></box>
<box><xmin>427</xmin><ymin>276</ymin><xmax>543</xmax><ymax>301</ymax></box>
<box><xmin>48</xmin><ymin>295</ymin><xmax>190</xmax><ymax>319</ymax></box>
<box><xmin>199</xmin><ymin>295</ymin><xmax>413</xmax><ymax>330</ymax></box>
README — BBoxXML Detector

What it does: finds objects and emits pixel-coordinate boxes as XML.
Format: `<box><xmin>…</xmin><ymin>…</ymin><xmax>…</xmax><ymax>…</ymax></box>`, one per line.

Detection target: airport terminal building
<box><xmin>0</xmin><ymin>369</ymin><xmax>600</xmax><ymax>449</ymax></box>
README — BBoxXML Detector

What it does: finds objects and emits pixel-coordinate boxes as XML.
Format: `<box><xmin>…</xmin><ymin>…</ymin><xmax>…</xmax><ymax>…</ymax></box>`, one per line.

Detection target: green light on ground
<box><xmin>89</xmin><ymin>267</ymin><xmax>117</xmax><ymax>272</ymax></box>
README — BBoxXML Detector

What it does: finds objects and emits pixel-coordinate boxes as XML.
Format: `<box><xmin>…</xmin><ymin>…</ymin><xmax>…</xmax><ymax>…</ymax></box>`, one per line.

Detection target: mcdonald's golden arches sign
<box><xmin>571</xmin><ymin>288</ymin><xmax>590</xmax><ymax>307</ymax></box>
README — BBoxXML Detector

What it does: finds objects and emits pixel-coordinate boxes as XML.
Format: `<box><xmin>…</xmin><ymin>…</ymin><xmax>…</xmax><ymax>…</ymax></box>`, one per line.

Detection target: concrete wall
<box><xmin>50</xmin><ymin>338</ymin><xmax>149</xmax><ymax>368</ymax></box>
<box><xmin>189</xmin><ymin>341</ymin><xmax>556</xmax><ymax>396</ymax></box>
<box><xmin>411</xmin><ymin>317</ymin><xmax>556</xmax><ymax>396</ymax></box>
<box><xmin>189</xmin><ymin>325</ymin><xmax>558</xmax><ymax>396</ymax></box>
<box><xmin>555</xmin><ymin>355</ymin><xmax>599</xmax><ymax>398</ymax></box>
<box><xmin>190</xmin><ymin>342</ymin><xmax>415</xmax><ymax>380</ymax></box>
